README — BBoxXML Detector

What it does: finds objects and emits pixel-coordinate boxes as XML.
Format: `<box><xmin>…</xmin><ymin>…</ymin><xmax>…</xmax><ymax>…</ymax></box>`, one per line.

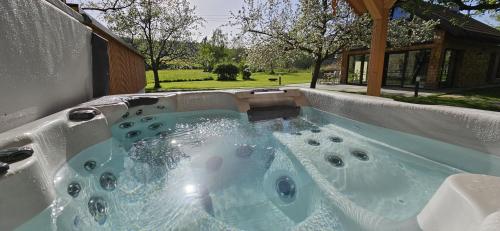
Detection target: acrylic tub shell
<box><xmin>0</xmin><ymin>89</ymin><xmax>499</xmax><ymax>231</ymax></box>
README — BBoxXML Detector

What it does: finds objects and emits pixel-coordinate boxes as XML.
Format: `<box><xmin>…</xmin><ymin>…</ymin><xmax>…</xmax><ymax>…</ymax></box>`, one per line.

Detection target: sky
<box><xmin>70</xmin><ymin>0</ymin><xmax>245</xmax><ymax>40</ymax></box>
<box><xmin>71</xmin><ymin>0</ymin><xmax>499</xmax><ymax>41</ymax></box>
<box><xmin>187</xmin><ymin>0</ymin><xmax>244</xmax><ymax>39</ymax></box>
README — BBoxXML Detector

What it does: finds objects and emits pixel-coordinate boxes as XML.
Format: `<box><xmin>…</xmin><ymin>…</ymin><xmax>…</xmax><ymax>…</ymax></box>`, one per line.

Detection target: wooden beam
<box><xmin>344</xmin><ymin>0</ymin><xmax>396</xmax><ymax>96</ymax></box>
<box><xmin>366</xmin><ymin>9</ymin><xmax>390</xmax><ymax>96</ymax></box>
<box><xmin>347</xmin><ymin>0</ymin><xmax>395</xmax><ymax>15</ymax></box>
<box><xmin>384</xmin><ymin>0</ymin><xmax>397</xmax><ymax>9</ymax></box>
<box><xmin>346</xmin><ymin>0</ymin><xmax>367</xmax><ymax>15</ymax></box>
<box><xmin>362</xmin><ymin>0</ymin><xmax>384</xmax><ymax>19</ymax></box>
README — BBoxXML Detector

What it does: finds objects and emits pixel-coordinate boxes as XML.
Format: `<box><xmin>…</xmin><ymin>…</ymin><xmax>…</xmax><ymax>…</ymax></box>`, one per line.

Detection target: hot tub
<box><xmin>1</xmin><ymin>89</ymin><xmax>499</xmax><ymax>231</ymax></box>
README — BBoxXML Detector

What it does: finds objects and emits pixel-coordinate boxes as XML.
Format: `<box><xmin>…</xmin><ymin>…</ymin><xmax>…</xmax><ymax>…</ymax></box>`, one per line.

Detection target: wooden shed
<box><xmin>62</xmin><ymin>0</ymin><xmax>146</xmax><ymax>96</ymax></box>
<box><xmin>82</xmin><ymin>14</ymin><xmax>146</xmax><ymax>95</ymax></box>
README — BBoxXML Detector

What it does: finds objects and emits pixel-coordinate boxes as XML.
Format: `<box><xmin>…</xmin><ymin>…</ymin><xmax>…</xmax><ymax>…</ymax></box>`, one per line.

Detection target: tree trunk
<box><xmin>309</xmin><ymin>57</ymin><xmax>322</xmax><ymax>89</ymax></box>
<box><xmin>152</xmin><ymin>63</ymin><xmax>161</xmax><ymax>89</ymax></box>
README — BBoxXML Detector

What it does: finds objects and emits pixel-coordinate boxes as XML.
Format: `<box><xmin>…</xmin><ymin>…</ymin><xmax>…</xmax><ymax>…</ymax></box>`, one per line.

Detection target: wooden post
<box><xmin>345</xmin><ymin>0</ymin><xmax>397</xmax><ymax>96</ymax></box>
<box><xmin>366</xmin><ymin>10</ymin><xmax>389</xmax><ymax>96</ymax></box>
<box><xmin>425</xmin><ymin>30</ymin><xmax>446</xmax><ymax>89</ymax></box>
<box><xmin>340</xmin><ymin>50</ymin><xmax>349</xmax><ymax>84</ymax></box>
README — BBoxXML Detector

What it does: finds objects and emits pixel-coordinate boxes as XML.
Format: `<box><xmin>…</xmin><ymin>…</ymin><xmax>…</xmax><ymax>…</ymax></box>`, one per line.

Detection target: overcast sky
<box><xmin>187</xmin><ymin>0</ymin><xmax>243</xmax><ymax>39</ymax></box>
<box><xmin>70</xmin><ymin>0</ymin><xmax>245</xmax><ymax>40</ymax></box>
<box><xmin>71</xmin><ymin>0</ymin><xmax>498</xmax><ymax>41</ymax></box>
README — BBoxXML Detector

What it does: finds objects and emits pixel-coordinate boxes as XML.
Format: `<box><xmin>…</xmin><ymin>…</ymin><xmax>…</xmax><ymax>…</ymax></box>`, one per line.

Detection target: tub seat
<box><xmin>418</xmin><ymin>173</ymin><xmax>500</xmax><ymax>231</ymax></box>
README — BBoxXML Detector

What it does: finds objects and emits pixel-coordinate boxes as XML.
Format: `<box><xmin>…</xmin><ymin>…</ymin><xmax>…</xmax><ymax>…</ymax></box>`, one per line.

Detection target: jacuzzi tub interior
<box><xmin>2</xmin><ymin>89</ymin><xmax>500</xmax><ymax>231</ymax></box>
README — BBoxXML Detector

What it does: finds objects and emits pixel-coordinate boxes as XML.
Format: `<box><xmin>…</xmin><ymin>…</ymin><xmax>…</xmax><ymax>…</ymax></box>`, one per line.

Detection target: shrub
<box><xmin>214</xmin><ymin>63</ymin><xmax>239</xmax><ymax>81</ymax></box>
<box><xmin>242</xmin><ymin>68</ymin><xmax>252</xmax><ymax>80</ymax></box>
<box><xmin>240</xmin><ymin>64</ymin><xmax>252</xmax><ymax>80</ymax></box>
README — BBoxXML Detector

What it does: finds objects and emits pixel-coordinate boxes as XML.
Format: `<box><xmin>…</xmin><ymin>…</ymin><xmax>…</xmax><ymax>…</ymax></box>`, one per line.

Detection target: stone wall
<box><xmin>455</xmin><ymin>49</ymin><xmax>492</xmax><ymax>87</ymax></box>
<box><xmin>444</xmin><ymin>36</ymin><xmax>500</xmax><ymax>88</ymax></box>
<box><xmin>424</xmin><ymin>30</ymin><xmax>446</xmax><ymax>89</ymax></box>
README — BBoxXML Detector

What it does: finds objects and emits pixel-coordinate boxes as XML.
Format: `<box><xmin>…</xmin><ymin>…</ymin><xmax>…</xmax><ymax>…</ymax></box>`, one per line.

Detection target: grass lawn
<box><xmin>334</xmin><ymin>86</ymin><xmax>500</xmax><ymax>112</ymax></box>
<box><xmin>145</xmin><ymin>69</ymin><xmax>312</xmax><ymax>90</ymax></box>
<box><xmin>145</xmin><ymin>69</ymin><xmax>500</xmax><ymax>112</ymax></box>
<box><xmin>392</xmin><ymin>87</ymin><xmax>500</xmax><ymax>112</ymax></box>
<box><xmin>389</xmin><ymin>87</ymin><xmax>500</xmax><ymax>112</ymax></box>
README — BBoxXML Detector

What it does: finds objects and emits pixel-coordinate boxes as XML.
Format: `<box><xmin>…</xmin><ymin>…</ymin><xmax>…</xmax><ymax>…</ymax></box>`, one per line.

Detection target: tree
<box><xmin>82</xmin><ymin>0</ymin><xmax>135</xmax><ymax>12</ymax></box>
<box><xmin>197</xmin><ymin>37</ymin><xmax>213</xmax><ymax>71</ymax></box>
<box><xmin>429</xmin><ymin>0</ymin><xmax>500</xmax><ymax>11</ymax></box>
<box><xmin>246</xmin><ymin>41</ymin><xmax>299</xmax><ymax>72</ymax></box>
<box><xmin>233</xmin><ymin>0</ymin><xmax>436</xmax><ymax>88</ymax></box>
<box><xmin>197</xmin><ymin>29</ymin><xmax>229</xmax><ymax>72</ymax></box>
<box><xmin>234</xmin><ymin>0</ymin><xmax>438</xmax><ymax>88</ymax></box>
<box><xmin>101</xmin><ymin>0</ymin><xmax>203</xmax><ymax>89</ymax></box>
<box><xmin>234</xmin><ymin>0</ymin><xmax>373</xmax><ymax>88</ymax></box>
<box><xmin>210</xmin><ymin>29</ymin><xmax>228</xmax><ymax>63</ymax></box>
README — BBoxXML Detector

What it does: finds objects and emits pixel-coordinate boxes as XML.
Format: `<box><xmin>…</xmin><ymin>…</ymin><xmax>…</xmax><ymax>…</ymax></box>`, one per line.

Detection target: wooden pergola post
<box><xmin>343</xmin><ymin>0</ymin><xmax>396</xmax><ymax>96</ymax></box>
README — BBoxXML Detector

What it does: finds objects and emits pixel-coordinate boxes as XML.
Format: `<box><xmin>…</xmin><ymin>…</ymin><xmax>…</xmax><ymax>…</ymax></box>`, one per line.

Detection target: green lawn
<box><xmin>145</xmin><ymin>69</ymin><xmax>500</xmax><ymax>112</ymax></box>
<box><xmin>391</xmin><ymin>87</ymin><xmax>500</xmax><ymax>112</ymax></box>
<box><xmin>334</xmin><ymin>86</ymin><xmax>500</xmax><ymax>112</ymax></box>
<box><xmin>145</xmin><ymin>69</ymin><xmax>311</xmax><ymax>90</ymax></box>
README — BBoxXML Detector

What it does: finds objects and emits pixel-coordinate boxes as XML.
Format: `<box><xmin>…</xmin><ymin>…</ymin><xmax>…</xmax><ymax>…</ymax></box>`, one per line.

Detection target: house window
<box><xmin>362</xmin><ymin>55</ymin><xmax>370</xmax><ymax>84</ymax></box>
<box><xmin>383</xmin><ymin>49</ymin><xmax>431</xmax><ymax>88</ymax></box>
<box><xmin>346</xmin><ymin>50</ymin><xmax>430</xmax><ymax>88</ymax></box>
<box><xmin>347</xmin><ymin>54</ymin><xmax>369</xmax><ymax>84</ymax></box>
<box><xmin>404</xmin><ymin>50</ymin><xmax>431</xmax><ymax>87</ymax></box>
<box><xmin>391</xmin><ymin>6</ymin><xmax>411</xmax><ymax>20</ymax></box>
<box><xmin>385</xmin><ymin>53</ymin><xmax>406</xmax><ymax>86</ymax></box>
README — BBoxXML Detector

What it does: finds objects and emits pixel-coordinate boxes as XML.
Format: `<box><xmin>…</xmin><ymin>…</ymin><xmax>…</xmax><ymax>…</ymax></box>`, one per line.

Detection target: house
<box><xmin>340</xmin><ymin>1</ymin><xmax>500</xmax><ymax>89</ymax></box>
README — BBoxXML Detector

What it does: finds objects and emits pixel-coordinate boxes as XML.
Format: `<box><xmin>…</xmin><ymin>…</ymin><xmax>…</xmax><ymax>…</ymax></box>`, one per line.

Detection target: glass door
<box><xmin>361</xmin><ymin>54</ymin><xmax>370</xmax><ymax>84</ymax></box>
<box><xmin>347</xmin><ymin>55</ymin><xmax>369</xmax><ymax>85</ymax></box>
<box><xmin>384</xmin><ymin>53</ymin><xmax>406</xmax><ymax>87</ymax></box>
<box><xmin>403</xmin><ymin>50</ymin><xmax>430</xmax><ymax>88</ymax></box>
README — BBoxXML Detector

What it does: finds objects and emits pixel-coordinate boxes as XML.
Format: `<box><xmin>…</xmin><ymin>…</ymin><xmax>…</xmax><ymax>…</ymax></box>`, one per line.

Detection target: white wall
<box><xmin>0</xmin><ymin>0</ymin><xmax>93</xmax><ymax>133</ymax></box>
